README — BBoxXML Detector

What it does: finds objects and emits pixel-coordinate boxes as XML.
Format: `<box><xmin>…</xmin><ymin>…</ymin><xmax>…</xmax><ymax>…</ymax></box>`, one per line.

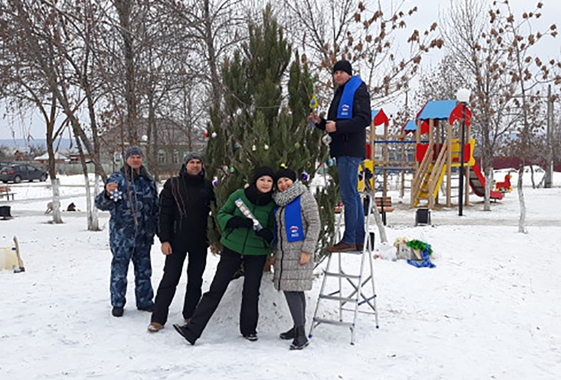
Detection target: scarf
<box><xmin>273</xmin><ymin>181</ymin><xmax>307</xmax><ymax>243</ymax></box>
<box><xmin>337</xmin><ymin>76</ymin><xmax>363</xmax><ymax>119</ymax></box>
<box><xmin>244</xmin><ymin>184</ymin><xmax>273</xmax><ymax>206</ymax></box>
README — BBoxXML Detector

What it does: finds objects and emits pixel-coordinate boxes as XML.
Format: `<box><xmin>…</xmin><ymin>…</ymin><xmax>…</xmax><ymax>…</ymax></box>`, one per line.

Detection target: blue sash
<box><xmin>275</xmin><ymin>197</ymin><xmax>304</xmax><ymax>243</ymax></box>
<box><xmin>337</xmin><ymin>76</ymin><xmax>362</xmax><ymax>119</ymax></box>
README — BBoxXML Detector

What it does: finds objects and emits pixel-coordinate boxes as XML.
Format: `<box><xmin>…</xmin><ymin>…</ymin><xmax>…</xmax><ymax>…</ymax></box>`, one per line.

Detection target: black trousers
<box><xmin>186</xmin><ymin>247</ymin><xmax>267</xmax><ymax>340</ymax></box>
<box><xmin>151</xmin><ymin>243</ymin><xmax>207</xmax><ymax>325</ymax></box>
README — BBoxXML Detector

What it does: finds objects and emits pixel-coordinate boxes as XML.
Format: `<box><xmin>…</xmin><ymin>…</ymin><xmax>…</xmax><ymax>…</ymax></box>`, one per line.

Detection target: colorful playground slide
<box><xmin>469</xmin><ymin>163</ymin><xmax>503</xmax><ymax>200</ymax></box>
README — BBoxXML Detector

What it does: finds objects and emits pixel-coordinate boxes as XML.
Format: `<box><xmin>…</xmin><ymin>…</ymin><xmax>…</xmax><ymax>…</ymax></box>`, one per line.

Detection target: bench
<box><xmin>0</xmin><ymin>186</ymin><xmax>15</xmax><ymax>201</ymax></box>
<box><xmin>336</xmin><ymin>196</ymin><xmax>394</xmax><ymax>225</ymax></box>
<box><xmin>375</xmin><ymin>197</ymin><xmax>394</xmax><ymax>225</ymax></box>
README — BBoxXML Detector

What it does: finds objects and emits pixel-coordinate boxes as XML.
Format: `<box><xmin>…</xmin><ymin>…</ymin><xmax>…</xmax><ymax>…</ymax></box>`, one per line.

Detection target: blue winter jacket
<box><xmin>95</xmin><ymin>165</ymin><xmax>159</xmax><ymax>250</ymax></box>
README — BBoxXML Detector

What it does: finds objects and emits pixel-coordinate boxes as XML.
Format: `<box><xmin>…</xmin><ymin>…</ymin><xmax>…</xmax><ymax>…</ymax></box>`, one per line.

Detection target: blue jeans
<box><xmin>337</xmin><ymin>156</ymin><xmax>365</xmax><ymax>245</ymax></box>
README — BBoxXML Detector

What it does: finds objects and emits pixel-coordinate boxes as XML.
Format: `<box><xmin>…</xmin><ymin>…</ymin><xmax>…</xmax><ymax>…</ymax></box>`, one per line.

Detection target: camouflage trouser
<box><xmin>110</xmin><ymin>243</ymin><xmax>154</xmax><ymax>308</ymax></box>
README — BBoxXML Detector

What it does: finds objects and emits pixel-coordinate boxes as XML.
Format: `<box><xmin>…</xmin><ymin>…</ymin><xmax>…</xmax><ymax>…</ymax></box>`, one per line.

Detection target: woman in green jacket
<box><xmin>174</xmin><ymin>167</ymin><xmax>276</xmax><ymax>345</ymax></box>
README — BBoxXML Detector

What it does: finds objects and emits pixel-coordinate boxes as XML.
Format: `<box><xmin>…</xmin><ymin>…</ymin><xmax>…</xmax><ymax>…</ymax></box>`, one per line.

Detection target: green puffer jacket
<box><xmin>217</xmin><ymin>189</ymin><xmax>275</xmax><ymax>256</ymax></box>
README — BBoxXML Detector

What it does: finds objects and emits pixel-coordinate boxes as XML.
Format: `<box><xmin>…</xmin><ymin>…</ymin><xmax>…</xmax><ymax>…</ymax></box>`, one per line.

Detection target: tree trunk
<box><xmin>115</xmin><ymin>0</ymin><xmax>138</xmax><ymax>144</ymax></box>
<box><xmin>83</xmin><ymin>171</ymin><xmax>94</xmax><ymax>230</ymax></box>
<box><xmin>370</xmin><ymin>199</ymin><xmax>387</xmax><ymax>244</ymax></box>
<box><xmin>481</xmin><ymin>148</ymin><xmax>494</xmax><ymax>211</ymax></box>
<box><xmin>545</xmin><ymin>84</ymin><xmax>553</xmax><ymax>188</ymax></box>
<box><xmin>92</xmin><ymin>173</ymin><xmax>101</xmax><ymax>231</ymax></box>
<box><xmin>74</xmin><ymin>134</ymin><xmax>95</xmax><ymax>230</ymax></box>
<box><xmin>50</xmin><ymin>177</ymin><xmax>63</xmax><ymax>224</ymax></box>
<box><xmin>483</xmin><ymin>170</ymin><xmax>492</xmax><ymax>211</ymax></box>
<box><xmin>517</xmin><ymin>162</ymin><xmax>527</xmax><ymax>233</ymax></box>
<box><xmin>152</xmin><ymin>106</ymin><xmax>160</xmax><ymax>182</ymax></box>
<box><xmin>186</xmin><ymin>91</ymin><xmax>193</xmax><ymax>151</ymax></box>
<box><xmin>147</xmin><ymin>91</ymin><xmax>156</xmax><ymax>178</ymax></box>
<box><xmin>204</xmin><ymin>0</ymin><xmax>222</xmax><ymax>112</ymax></box>
<box><xmin>529</xmin><ymin>165</ymin><xmax>536</xmax><ymax>189</ymax></box>
<box><xmin>45</xmin><ymin>97</ymin><xmax>62</xmax><ymax>224</ymax></box>
<box><xmin>83</xmin><ymin>49</ymin><xmax>107</xmax><ymax>183</ymax></box>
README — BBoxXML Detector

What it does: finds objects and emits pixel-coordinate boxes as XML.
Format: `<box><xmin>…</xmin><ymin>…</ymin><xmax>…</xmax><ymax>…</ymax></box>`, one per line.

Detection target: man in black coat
<box><xmin>308</xmin><ymin>59</ymin><xmax>371</xmax><ymax>252</ymax></box>
<box><xmin>148</xmin><ymin>152</ymin><xmax>215</xmax><ymax>332</ymax></box>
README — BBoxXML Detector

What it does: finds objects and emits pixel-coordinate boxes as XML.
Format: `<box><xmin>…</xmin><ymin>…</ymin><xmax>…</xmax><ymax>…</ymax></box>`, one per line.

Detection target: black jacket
<box><xmin>158</xmin><ymin>166</ymin><xmax>215</xmax><ymax>249</ymax></box>
<box><xmin>317</xmin><ymin>80</ymin><xmax>371</xmax><ymax>158</ymax></box>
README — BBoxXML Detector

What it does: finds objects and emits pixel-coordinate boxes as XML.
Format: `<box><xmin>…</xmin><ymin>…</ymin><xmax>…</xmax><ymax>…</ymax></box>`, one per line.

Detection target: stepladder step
<box><xmin>324</xmin><ymin>271</ymin><xmax>360</xmax><ymax>279</ymax></box>
<box><xmin>313</xmin><ymin>317</ymin><xmax>354</xmax><ymax>327</ymax></box>
<box><xmin>319</xmin><ymin>295</ymin><xmax>358</xmax><ymax>303</ymax></box>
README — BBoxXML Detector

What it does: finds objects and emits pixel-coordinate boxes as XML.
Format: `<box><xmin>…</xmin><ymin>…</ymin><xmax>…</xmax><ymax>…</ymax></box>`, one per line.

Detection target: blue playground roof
<box><xmin>417</xmin><ymin>100</ymin><xmax>457</xmax><ymax>120</ymax></box>
<box><xmin>403</xmin><ymin>120</ymin><xmax>417</xmax><ymax>131</ymax></box>
<box><xmin>372</xmin><ymin>109</ymin><xmax>382</xmax><ymax>120</ymax></box>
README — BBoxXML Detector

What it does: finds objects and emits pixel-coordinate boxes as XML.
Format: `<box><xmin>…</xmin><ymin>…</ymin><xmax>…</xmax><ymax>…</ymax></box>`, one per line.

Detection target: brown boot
<box><xmin>326</xmin><ymin>242</ymin><xmax>357</xmax><ymax>252</ymax></box>
<box><xmin>147</xmin><ymin>322</ymin><xmax>164</xmax><ymax>333</ymax></box>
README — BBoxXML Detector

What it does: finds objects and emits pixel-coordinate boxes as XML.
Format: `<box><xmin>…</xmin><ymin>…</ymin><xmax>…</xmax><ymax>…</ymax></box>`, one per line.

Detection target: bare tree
<box><xmin>488</xmin><ymin>1</ymin><xmax>559</xmax><ymax>233</ymax></box>
<box><xmin>0</xmin><ymin>1</ymin><xmax>70</xmax><ymax>223</ymax></box>
<box><xmin>414</xmin><ymin>55</ymin><xmax>465</xmax><ymax>104</ymax></box>
<box><xmin>43</xmin><ymin>0</ymin><xmax>112</xmax><ymax>230</ymax></box>
<box><xmin>280</xmin><ymin>0</ymin><xmax>443</xmax><ymax>107</ymax></box>
<box><xmin>160</xmin><ymin>0</ymin><xmax>246</xmax><ymax>111</ymax></box>
<box><xmin>113</xmin><ymin>0</ymin><xmax>139</xmax><ymax>144</ymax></box>
<box><xmin>134</xmin><ymin>2</ymin><xmax>201</xmax><ymax>179</ymax></box>
<box><xmin>441</xmin><ymin>0</ymin><xmax>518</xmax><ymax>211</ymax></box>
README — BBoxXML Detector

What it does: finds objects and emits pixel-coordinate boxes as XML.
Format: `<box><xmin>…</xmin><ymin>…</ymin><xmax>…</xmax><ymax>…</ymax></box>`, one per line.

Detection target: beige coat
<box><xmin>272</xmin><ymin>182</ymin><xmax>320</xmax><ymax>292</ymax></box>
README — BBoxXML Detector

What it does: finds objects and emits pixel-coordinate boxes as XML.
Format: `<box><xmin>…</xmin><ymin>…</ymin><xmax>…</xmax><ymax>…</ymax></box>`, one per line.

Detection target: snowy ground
<box><xmin>1</xmin><ymin>171</ymin><xmax>560</xmax><ymax>379</ymax></box>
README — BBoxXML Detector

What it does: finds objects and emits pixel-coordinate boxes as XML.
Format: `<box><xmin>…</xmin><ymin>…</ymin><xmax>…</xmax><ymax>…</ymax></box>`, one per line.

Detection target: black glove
<box><xmin>226</xmin><ymin>216</ymin><xmax>254</xmax><ymax>229</ymax></box>
<box><xmin>256</xmin><ymin>228</ymin><xmax>275</xmax><ymax>243</ymax></box>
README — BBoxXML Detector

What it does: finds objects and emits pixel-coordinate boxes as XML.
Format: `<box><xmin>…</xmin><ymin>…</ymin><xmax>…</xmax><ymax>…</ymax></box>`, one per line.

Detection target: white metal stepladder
<box><xmin>309</xmin><ymin>191</ymin><xmax>379</xmax><ymax>344</ymax></box>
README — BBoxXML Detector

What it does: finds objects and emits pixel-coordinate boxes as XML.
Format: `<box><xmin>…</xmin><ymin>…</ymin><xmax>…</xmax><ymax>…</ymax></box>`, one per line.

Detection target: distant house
<box><xmin>34</xmin><ymin>152</ymin><xmax>70</xmax><ymax>164</ymax></box>
<box><xmin>99</xmin><ymin>118</ymin><xmax>206</xmax><ymax>176</ymax></box>
<box><xmin>62</xmin><ymin>149</ymin><xmax>94</xmax><ymax>163</ymax></box>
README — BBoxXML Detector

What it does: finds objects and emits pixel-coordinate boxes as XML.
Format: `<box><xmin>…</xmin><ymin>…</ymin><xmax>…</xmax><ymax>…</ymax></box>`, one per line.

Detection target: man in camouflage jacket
<box><xmin>95</xmin><ymin>146</ymin><xmax>159</xmax><ymax>317</ymax></box>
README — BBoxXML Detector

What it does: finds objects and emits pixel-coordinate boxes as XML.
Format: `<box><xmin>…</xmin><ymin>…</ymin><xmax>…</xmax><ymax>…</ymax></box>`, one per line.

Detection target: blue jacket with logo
<box><xmin>95</xmin><ymin>165</ymin><xmax>159</xmax><ymax>250</ymax></box>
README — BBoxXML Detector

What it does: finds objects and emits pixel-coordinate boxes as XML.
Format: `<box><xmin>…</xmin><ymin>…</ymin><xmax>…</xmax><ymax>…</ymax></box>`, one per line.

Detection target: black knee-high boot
<box><xmin>289</xmin><ymin>326</ymin><xmax>309</xmax><ymax>350</ymax></box>
<box><xmin>279</xmin><ymin>327</ymin><xmax>295</xmax><ymax>340</ymax></box>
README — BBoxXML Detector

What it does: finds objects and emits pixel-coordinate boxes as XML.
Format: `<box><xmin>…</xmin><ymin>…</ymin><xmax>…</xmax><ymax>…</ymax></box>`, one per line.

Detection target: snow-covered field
<box><xmin>1</xmin><ymin>171</ymin><xmax>560</xmax><ymax>379</ymax></box>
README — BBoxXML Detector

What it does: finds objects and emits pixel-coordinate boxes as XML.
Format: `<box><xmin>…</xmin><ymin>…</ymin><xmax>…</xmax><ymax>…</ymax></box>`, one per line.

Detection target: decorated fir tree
<box><xmin>205</xmin><ymin>6</ymin><xmax>339</xmax><ymax>258</ymax></box>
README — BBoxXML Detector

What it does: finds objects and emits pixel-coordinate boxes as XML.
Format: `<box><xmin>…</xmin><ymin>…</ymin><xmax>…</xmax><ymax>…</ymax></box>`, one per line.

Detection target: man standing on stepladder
<box><xmin>95</xmin><ymin>146</ymin><xmax>159</xmax><ymax>317</ymax></box>
<box><xmin>308</xmin><ymin>59</ymin><xmax>371</xmax><ymax>252</ymax></box>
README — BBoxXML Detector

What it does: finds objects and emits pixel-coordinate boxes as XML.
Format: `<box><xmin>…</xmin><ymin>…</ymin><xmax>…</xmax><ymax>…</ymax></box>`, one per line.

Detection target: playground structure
<box><xmin>412</xmin><ymin>99</ymin><xmax>510</xmax><ymax>208</ymax></box>
<box><xmin>360</xmin><ymin>109</ymin><xmax>417</xmax><ymax>198</ymax></box>
<box><xmin>360</xmin><ymin>100</ymin><xmax>509</xmax><ymax>210</ymax></box>
<box><xmin>411</xmin><ymin>99</ymin><xmax>476</xmax><ymax>208</ymax></box>
<box><xmin>495</xmin><ymin>173</ymin><xmax>513</xmax><ymax>193</ymax></box>
<box><xmin>469</xmin><ymin>164</ymin><xmax>505</xmax><ymax>201</ymax></box>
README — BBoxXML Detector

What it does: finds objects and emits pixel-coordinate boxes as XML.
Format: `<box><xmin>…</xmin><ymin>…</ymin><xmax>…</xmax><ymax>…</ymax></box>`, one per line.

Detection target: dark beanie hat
<box><xmin>275</xmin><ymin>168</ymin><xmax>297</xmax><ymax>183</ymax></box>
<box><xmin>125</xmin><ymin>145</ymin><xmax>144</xmax><ymax>160</ymax></box>
<box><xmin>332</xmin><ymin>59</ymin><xmax>352</xmax><ymax>76</ymax></box>
<box><xmin>184</xmin><ymin>152</ymin><xmax>203</xmax><ymax>165</ymax></box>
<box><xmin>252</xmin><ymin>166</ymin><xmax>275</xmax><ymax>184</ymax></box>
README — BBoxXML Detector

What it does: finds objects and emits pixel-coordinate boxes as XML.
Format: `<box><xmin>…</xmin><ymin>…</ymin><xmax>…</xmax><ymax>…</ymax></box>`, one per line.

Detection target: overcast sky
<box><xmin>1</xmin><ymin>0</ymin><xmax>559</xmax><ymax>141</ymax></box>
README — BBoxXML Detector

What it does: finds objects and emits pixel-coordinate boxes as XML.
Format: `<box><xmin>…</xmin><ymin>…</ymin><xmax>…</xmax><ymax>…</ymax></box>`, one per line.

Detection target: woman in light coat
<box><xmin>272</xmin><ymin>168</ymin><xmax>320</xmax><ymax>350</ymax></box>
